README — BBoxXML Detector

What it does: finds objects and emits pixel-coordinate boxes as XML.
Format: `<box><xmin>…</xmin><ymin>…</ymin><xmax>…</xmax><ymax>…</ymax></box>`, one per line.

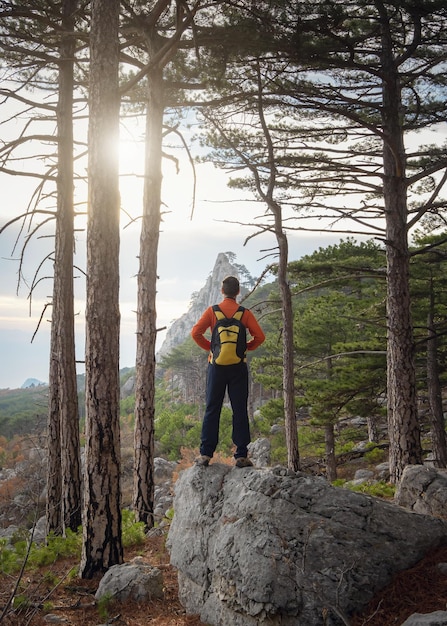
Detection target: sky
<box><xmin>0</xmin><ymin>144</ymin><xmax>343</xmax><ymax>390</ymax></box>
<box><xmin>2</xmin><ymin>109</ymin><xmax>445</xmax><ymax>391</ymax></box>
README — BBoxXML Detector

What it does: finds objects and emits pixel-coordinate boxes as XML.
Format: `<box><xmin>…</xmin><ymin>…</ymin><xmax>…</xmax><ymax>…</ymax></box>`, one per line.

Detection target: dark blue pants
<box><xmin>200</xmin><ymin>362</ymin><xmax>250</xmax><ymax>459</ymax></box>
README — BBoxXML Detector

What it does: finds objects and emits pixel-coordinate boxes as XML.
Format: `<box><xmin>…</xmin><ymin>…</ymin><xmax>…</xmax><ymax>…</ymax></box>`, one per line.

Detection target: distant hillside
<box><xmin>0</xmin><ymin>369</ymin><xmax>136</xmax><ymax>440</ymax></box>
<box><xmin>0</xmin><ymin>386</ymin><xmax>48</xmax><ymax>440</ymax></box>
<box><xmin>21</xmin><ymin>378</ymin><xmax>46</xmax><ymax>389</ymax></box>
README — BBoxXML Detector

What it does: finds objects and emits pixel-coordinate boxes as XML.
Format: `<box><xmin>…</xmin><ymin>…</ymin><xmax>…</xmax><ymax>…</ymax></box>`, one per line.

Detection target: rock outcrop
<box><xmin>395</xmin><ymin>465</ymin><xmax>447</xmax><ymax>519</ymax></box>
<box><xmin>167</xmin><ymin>464</ymin><xmax>447</xmax><ymax>626</ymax></box>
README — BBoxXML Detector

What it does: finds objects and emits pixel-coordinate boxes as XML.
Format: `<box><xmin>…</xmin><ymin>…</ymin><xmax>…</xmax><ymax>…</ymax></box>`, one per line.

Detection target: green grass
<box><xmin>333</xmin><ymin>479</ymin><xmax>395</xmax><ymax>499</ymax></box>
<box><xmin>0</xmin><ymin>510</ymin><xmax>149</xmax><ymax>576</ymax></box>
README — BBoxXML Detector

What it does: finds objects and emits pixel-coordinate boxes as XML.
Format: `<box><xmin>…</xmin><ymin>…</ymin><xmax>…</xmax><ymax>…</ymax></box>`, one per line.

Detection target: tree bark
<box><xmin>324</xmin><ymin>422</ymin><xmax>337</xmax><ymax>482</ymax></box>
<box><xmin>274</xmin><ymin>207</ymin><xmax>300</xmax><ymax>471</ymax></box>
<box><xmin>426</xmin><ymin>285</ymin><xmax>447</xmax><ymax>467</ymax></box>
<box><xmin>379</xmin><ymin>4</ymin><xmax>422</xmax><ymax>482</ymax></box>
<box><xmin>46</xmin><ymin>0</ymin><xmax>81</xmax><ymax>537</ymax></box>
<box><xmin>133</xmin><ymin>67</ymin><xmax>163</xmax><ymax>529</ymax></box>
<box><xmin>80</xmin><ymin>0</ymin><xmax>122</xmax><ymax>578</ymax></box>
<box><xmin>367</xmin><ymin>416</ymin><xmax>380</xmax><ymax>444</ymax></box>
<box><xmin>46</xmin><ymin>357</ymin><xmax>62</xmax><ymax>535</ymax></box>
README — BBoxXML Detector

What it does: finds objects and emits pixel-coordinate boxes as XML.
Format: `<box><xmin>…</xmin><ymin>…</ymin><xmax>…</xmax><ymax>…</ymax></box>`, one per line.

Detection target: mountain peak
<box><xmin>21</xmin><ymin>378</ymin><xmax>46</xmax><ymax>389</ymax></box>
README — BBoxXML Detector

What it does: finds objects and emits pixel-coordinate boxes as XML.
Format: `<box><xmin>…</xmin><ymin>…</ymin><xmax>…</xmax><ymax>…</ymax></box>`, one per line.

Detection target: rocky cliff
<box><xmin>156</xmin><ymin>252</ymin><xmax>248</xmax><ymax>361</ymax></box>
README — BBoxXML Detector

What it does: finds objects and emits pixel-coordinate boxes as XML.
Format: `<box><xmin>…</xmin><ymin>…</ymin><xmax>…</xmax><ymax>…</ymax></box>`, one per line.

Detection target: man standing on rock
<box><xmin>191</xmin><ymin>276</ymin><xmax>265</xmax><ymax>468</ymax></box>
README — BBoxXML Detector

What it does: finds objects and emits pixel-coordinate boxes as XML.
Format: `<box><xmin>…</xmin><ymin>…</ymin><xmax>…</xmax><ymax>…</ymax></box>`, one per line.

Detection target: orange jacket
<box><xmin>191</xmin><ymin>297</ymin><xmax>265</xmax><ymax>356</ymax></box>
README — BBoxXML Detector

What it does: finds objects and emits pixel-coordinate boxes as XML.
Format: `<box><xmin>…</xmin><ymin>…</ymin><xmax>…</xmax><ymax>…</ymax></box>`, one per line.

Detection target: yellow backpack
<box><xmin>210</xmin><ymin>305</ymin><xmax>247</xmax><ymax>365</ymax></box>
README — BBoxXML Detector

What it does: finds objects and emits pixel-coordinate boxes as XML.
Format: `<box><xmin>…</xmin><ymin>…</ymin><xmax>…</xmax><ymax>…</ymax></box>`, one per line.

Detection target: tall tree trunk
<box><xmin>46</xmin><ymin>0</ymin><xmax>81</xmax><ymax>537</ymax></box>
<box><xmin>273</xmin><ymin>209</ymin><xmax>300</xmax><ymax>471</ymax></box>
<box><xmin>324</xmin><ymin>357</ymin><xmax>336</xmax><ymax>481</ymax></box>
<box><xmin>427</xmin><ymin>282</ymin><xmax>447</xmax><ymax>467</ymax></box>
<box><xmin>252</xmin><ymin>58</ymin><xmax>299</xmax><ymax>472</ymax></box>
<box><xmin>379</xmin><ymin>5</ymin><xmax>422</xmax><ymax>483</ymax></box>
<box><xmin>324</xmin><ymin>423</ymin><xmax>337</xmax><ymax>482</ymax></box>
<box><xmin>80</xmin><ymin>0</ymin><xmax>122</xmax><ymax>578</ymax></box>
<box><xmin>133</xmin><ymin>67</ymin><xmax>163</xmax><ymax>529</ymax></box>
<box><xmin>58</xmin><ymin>0</ymin><xmax>81</xmax><ymax>534</ymax></box>
<box><xmin>46</xmin><ymin>359</ymin><xmax>62</xmax><ymax>535</ymax></box>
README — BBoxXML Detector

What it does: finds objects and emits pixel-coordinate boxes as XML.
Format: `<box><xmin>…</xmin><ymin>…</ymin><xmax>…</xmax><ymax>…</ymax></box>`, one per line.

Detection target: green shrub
<box><xmin>298</xmin><ymin>425</ymin><xmax>325</xmax><ymax>457</ymax></box>
<box><xmin>364</xmin><ymin>447</ymin><xmax>386</xmax><ymax>464</ymax></box>
<box><xmin>155</xmin><ymin>404</ymin><xmax>234</xmax><ymax>460</ymax></box>
<box><xmin>335</xmin><ymin>479</ymin><xmax>395</xmax><ymax>499</ymax></box>
<box><xmin>270</xmin><ymin>445</ymin><xmax>288</xmax><ymax>465</ymax></box>
<box><xmin>97</xmin><ymin>592</ymin><xmax>113</xmax><ymax>621</ymax></box>
<box><xmin>0</xmin><ymin>510</ymin><xmax>146</xmax><ymax>576</ymax></box>
<box><xmin>332</xmin><ymin>479</ymin><xmax>346</xmax><ymax>488</ymax></box>
<box><xmin>0</xmin><ymin>539</ymin><xmax>21</xmax><ymax>574</ymax></box>
<box><xmin>258</xmin><ymin>399</ymin><xmax>284</xmax><ymax>426</ymax></box>
<box><xmin>156</xmin><ymin>404</ymin><xmax>202</xmax><ymax>460</ymax></box>
<box><xmin>339</xmin><ymin>426</ymin><xmax>368</xmax><ymax>443</ymax></box>
<box><xmin>336</xmin><ymin>441</ymin><xmax>355</xmax><ymax>455</ymax></box>
<box><xmin>122</xmin><ymin>509</ymin><xmax>146</xmax><ymax>547</ymax></box>
<box><xmin>26</xmin><ymin>528</ymin><xmax>82</xmax><ymax>569</ymax></box>
<box><xmin>12</xmin><ymin>594</ymin><xmax>29</xmax><ymax>610</ymax></box>
<box><xmin>351</xmin><ymin>481</ymin><xmax>395</xmax><ymax>499</ymax></box>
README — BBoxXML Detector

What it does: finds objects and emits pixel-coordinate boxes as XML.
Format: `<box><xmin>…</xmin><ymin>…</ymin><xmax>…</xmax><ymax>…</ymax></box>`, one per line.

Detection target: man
<box><xmin>191</xmin><ymin>275</ymin><xmax>265</xmax><ymax>467</ymax></box>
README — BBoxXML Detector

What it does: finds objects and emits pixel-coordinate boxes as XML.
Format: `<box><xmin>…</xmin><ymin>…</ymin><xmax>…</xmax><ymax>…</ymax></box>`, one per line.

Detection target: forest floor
<box><xmin>0</xmin><ymin>530</ymin><xmax>207</xmax><ymax>626</ymax></box>
<box><xmin>1</xmin><ymin>527</ymin><xmax>447</xmax><ymax>625</ymax></box>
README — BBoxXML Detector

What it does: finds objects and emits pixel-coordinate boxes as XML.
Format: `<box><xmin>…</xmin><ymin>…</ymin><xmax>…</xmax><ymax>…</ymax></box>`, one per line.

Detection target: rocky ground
<box><xmin>1</xmin><ymin>526</ymin><xmax>447</xmax><ymax>625</ymax></box>
<box><xmin>1</xmin><ymin>446</ymin><xmax>447</xmax><ymax>625</ymax></box>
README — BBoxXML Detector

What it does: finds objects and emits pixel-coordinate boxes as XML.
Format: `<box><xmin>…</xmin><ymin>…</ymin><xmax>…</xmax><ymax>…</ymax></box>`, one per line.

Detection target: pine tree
<box><xmin>80</xmin><ymin>0</ymin><xmax>122</xmax><ymax>578</ymax></box>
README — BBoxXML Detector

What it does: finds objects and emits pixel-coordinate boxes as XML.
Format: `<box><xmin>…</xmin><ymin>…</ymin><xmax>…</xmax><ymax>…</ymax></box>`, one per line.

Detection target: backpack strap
<box><xmin>212</xmin><ymin>304</ymin><xmax>245</xmax><ymax>321</ymax></box>
<box><xmin>233</xmin><ymin>306</ymin><xmax>245</xmax><ymax>321</ymax></box>
<box><xmin>212</xmin><ymin>304</ymin><xmax>225</xmax><ymax>321</ymax></box>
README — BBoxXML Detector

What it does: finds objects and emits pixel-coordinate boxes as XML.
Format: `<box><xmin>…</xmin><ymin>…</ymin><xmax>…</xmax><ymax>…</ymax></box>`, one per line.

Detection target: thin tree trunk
<box><xmin>379</xmin><ymin>5</ymin><xmax>422</xmax><ymax>482</ymax></box>
<box><xmin>427</xmin><ymin>284</ymin><xmax>447</xmax><ymax>467</ymax></box>
<box><xmin>324</xmin><ymin>422</ymin><xmax>337</xmax><ymax>482</ymax></box>
<box><xmin>248</xmin><ymin>374</ymin><xmax>254</xmax><ymax>422</ymax></box>
<box><xmin>133</xmin><ymin>67</ymin><xmax>163</xmax><ymax>529</ymax></box>
<box><xmin>324</xmin><ymin>357</ymin><xmax>337</xmax><ymax>481</ymax></box>
<box><xmin>46</xmin><ymin>0</ymin><xmax>81</xmax><ymax>537</ymax></box>
<box><xmin>58</xmin><ymin>0</ymin><xmax>81</xmax><ymax>534</ymax></box>
<box><xmin>274</xmin><ymin>211</ymin><xmax>300</xmax><ymax>471</ymax></box>
<box><xmin>253</xmin><ymin>58</ymin><xmax>299</xmax><ymax>472</ymax></box>
<box><xmin>366</xmin><ymin>416</ymin><xmax>380</xmax><ymax>444</ymax></box>
<box><xmin>80</xmin><ymin>0</ymin><xmax>122</xmax><ymax>578</ymax></box>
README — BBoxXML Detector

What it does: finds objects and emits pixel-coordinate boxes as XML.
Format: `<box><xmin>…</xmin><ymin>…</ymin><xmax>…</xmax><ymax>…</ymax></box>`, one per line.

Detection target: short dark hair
<box><xmin>222</xmin><ymin>276</ymin><xmax>240</xmax><ymax>297</ymax></box>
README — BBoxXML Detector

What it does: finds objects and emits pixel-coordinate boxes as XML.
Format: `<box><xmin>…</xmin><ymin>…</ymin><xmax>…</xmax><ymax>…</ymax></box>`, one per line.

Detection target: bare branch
<box><xmin>31</xmin><ymin>301</ymin><xmax>52</xmax><ymax>343</ymax></box>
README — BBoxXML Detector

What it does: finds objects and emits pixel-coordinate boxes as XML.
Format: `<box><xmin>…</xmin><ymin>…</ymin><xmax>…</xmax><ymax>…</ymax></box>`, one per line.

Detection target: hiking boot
<box><xmin>194</xmin><ymin>455</ymin><xmax>211</xmax><ymax>467</ymax></box>
<box><xmin>235</xmin><ymin>457</ymin><xmax>253</xmax><ymax>468</ymax></box>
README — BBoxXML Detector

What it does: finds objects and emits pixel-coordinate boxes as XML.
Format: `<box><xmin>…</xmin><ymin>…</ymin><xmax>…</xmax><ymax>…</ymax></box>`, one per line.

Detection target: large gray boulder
<box><xmin>95</xmin><ymin>558</ymin><xmax>163</xmax><ymax>602</ymax></box>
<box><xmin>167</xmin><ymin>464</ymin><xmax>447</xmax><ymax>626</ymax></box>
<box><xmin>395</xmin><ymin>465</ymin><xmax>447</xmax><ymax>518</ymax></box>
